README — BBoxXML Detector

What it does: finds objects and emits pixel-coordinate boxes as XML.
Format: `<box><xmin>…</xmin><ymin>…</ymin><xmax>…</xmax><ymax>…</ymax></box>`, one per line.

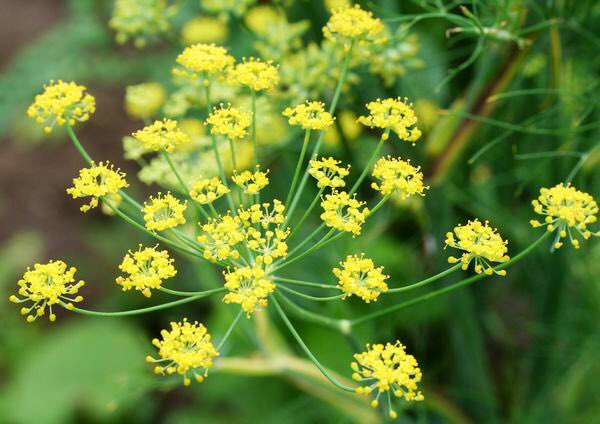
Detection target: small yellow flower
<box><xmin>371</xmin><ymin>156</ymin><xmax>428</xmax><ymax>198</ymax></box>
<box><xmin>125</xmin><ymin>82</ymin><xmax>166</xmax><ymax>120</ymax></box>
<box><xmin>181</xmin><ymin>17</ymin><xmax>229</xmax><ymax>45</ymax></box>
<box><xmin>283</xmin><ymin>101</ymin><xmax>335</xmax><ymax>130</ymax></box>
<box><xmin>116</xmin><ymin>245</ymin><xmax>176</xmax><ymax>297</ymax></box>
<box><xmin>239</xmin><ymin>200</ymin><xmax>289</xmax><ymax>265</ymax></box>
<box><xmin>320</xmin><ymin>191</ymin><xmax>369</xmax><ymax>236</ymax></box>
<box><xmin>358</xmin><ymin>98</ymin><xmax>421</xmax><ymax>143</ymax></box>
<box><xmin>190</xmin><ymin>177</ymin><xmax>230</xmax><ymax>204</ymax></box>
<box><xmin>10</xmin><ymin>260</ymin><xmax>84</xmax><ymax>322</ymax></box>
<box><xmin>352</xmin><ymin>341</ymin><xmax>424</xmax><ymax>419</ymax></box>
<box><xmin>66</xmin><ymin>162</ymin><xmax>129</xmax><ymax>212</ymax></box>
<box><xmin>109</xmin><ymin>0</ymin><xmax>174</xmax><ymax>47</ymax></box>
<box><xmin>309</xmin><ymin>157</ymin><xmax>350</xmax><ymax>189</ymax></box>
<box><xmin>223</xmin><ymin>266</ymin><xmax>276</xmax><ymax>316</ymax></box>
<box><xmin>530</xmin><ymin>183</ymin><xmax>598</xmax><ymax>249</ymax></box>
<box><xmin>143</xmin><ymin>192</ymin><xmax>187</xmax><ymax>231</ymax></box>
<box><xmin>147</xmin><ymin>319</ymin><xmax>218</xmax><ymax>386</ymax></box>
<box><xmin>205</xmin><ymin>104</ymin><xmax>252</xmax><ymax>139</ymax></box>
<box><xmin>334</xmin><ymin>254</ymin><xmax>388</xmax><ymax>302</ymax></box>
<box><xmin>133</xmin><ymin>119</ymin><xmax>189</xmax><ymax>152</ymax></box>
<box><xmin>446</xmin><ymin>219</ymin><xmax>509</xmax><ymax>276</ymax></box>
<box><xmin>232</xmin><ymin>167</ymin><xmax>270</xmax><ymax>194</ymax></box>
<box><xmin>27</xmin><ymin>80</ymin><xmax>96</xmax><ymax>133</ymax></box>
<box><xmin>229</xmin><ymin>57</ymin><xmax>280</xmax><ymax>91</ymax></box>
<box><xmin>323</xmin><ymin>5</ymin><xmax>386</xmax><ymax>47</ymax></box>
<box><xmin>173</xmin><ymin>43</ymin><xmax>235</xmax><ymax>81</ymax></box>
<box><xmin>197</xmin><ymin>214</ymin><xmax>245</xmax><ymax>262</ymax></box>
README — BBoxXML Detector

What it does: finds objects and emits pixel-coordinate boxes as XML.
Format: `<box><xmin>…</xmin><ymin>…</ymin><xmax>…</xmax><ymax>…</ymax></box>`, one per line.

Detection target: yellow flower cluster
<box><xmin>116</xmin><ymin>245</ymin><xmax>176</xmax><ymax>297</ymax></box>
<box><xmin>190</xmin><ymin>177</ymin><xmax>230</xmax><ymax>204</ymax></box>
<box><xmin>198</xmin><ymin>214</ymin><xmax>246</xmax><ymax>262</ymax></box>
<box><xmin>181</xmin><ymin>17</ymin><xmax>229</xmax><ymax>45</ymax></box>
<box><xmin>530</xmin><ymin>183</ymin><xmax>598</xmax><ymax>249</ymax></box>
<box><xmin>309</xmin><ymin>157</ymin><xmax>350</xmax><ymax>189</ymax></box>
<box><xmin>147</xmin><ymin>319</ymin><xmax>218</xmax><ymax>386</ymax></box>
<box><xmin>27</xmin><ymin>80</ymin><xmax>96</xmax><ymax>133</ymax></box>
<box><xmin>358</xmin><ymin>97</ymin><xmax>421</xmax><ymax>143</ymax></box>
<box><xmin>9</xmin><ymin>260</ymin><xmax>84</xmax><ymax>322</ymax></box>
<box><xmin>446</xmin><ymin>219</ymin><xmax>509</xmax><ymax>275</ymax></box>
<box><xmin>229</xmin><ymin>57</ymin><xmax>280</xmax><ymax>91</ymax></box>
<box><xmin>173</xmin><ymin>43</ymin><xmax>235</xmax><ymax>81</ymax></box>
<box><xmin>333</xmin><ymin>254</ymin><xmax>389</xmax><ymax>302</ymax></box>
<box><xmin>66</xmin><ymin>162</ymin><xmax>129</xmax><ymax>212</ymax></box>
<box><xmin>371</xmin><ymin>156</ymin><xmax>428</xmax><ymax>198</ymax></box>
<box><xmin>321</xmin><ymin>191</ymin><xmax>369</xmax><ymax>236</ymax></box>
<box><xmin>352</xmin><ymin>341</ymin><xmax>424</xmax><ymax>419</ymax></box>
<box><xmin>223</xmin><ymin>265</ymin><xmax>276</xmax><ymax>316</ymax></box>
<box><xmin>125</xmin><ymin>82</ymin><xmax>166</xmax><ymax>120</ymax></box>
<box><xmin>323</xmin><ymin>5</ymin><xmax>386</xmax><ymax>46</ymax></box>
<box><xmin>143</xmin><ymin>192</ymin><xmax>187</xmax><ymax>231</ymax></box>
<box><xmin>283</xmin><ymin>101</ymin><xmax>335</xmax><ymax>130</ymax></box>
<box><xmin>232</xmin><ymin>167</ymin><xmax>270</xmax><ymax>194</ymax></box>
<box><xmin>206</xmin><ymin>104</ymin><xmax>252</xmax><ymax>139</ymax></box>
<box><xmin>109</xmin><ymin>0</ymin><xmax>174</xmax><ymax>47</ymax></box>
<box><xmin>133</xmin><ymin>119</ymin><xmax>189</xmax><ymax>152</ymax></box>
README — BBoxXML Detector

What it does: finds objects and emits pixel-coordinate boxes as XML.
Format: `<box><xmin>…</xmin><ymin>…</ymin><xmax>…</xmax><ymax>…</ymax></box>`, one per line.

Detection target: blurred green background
<box><xmin>0</xmin><ymin>0</ymin><xmax>599</xmax><ymax>423</ymax></box>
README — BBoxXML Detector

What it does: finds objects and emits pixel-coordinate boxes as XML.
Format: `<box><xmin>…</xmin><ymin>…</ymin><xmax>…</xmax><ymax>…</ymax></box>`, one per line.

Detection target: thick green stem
<box><xmin>277</xmin><ymin>285</ymin><xmax>344</xmax><ymax>302</ymax></box>
<box><xmin>275</xmin><ymin>292</ymin><xmax>348</xmax><ymax>332</ymax></box>
<box><xmin>66</xmin><ymin>125</ymin><xmax>93</xmax><ymax>164</ymax></box>
<box><xmin>158</xmin><ymin>287</ymin><xmax>224</xmax><ymax>297</ymax></box>
<box><xmin>368</xmin><ymin>194</ymin><xmax>391</xmax><ymax>216</ymax></box>
<box><xmin>285</xmin><ymin>129</ymin><xmax>312</xmax><ymax>209</ymax></box>
<box><xmin>216</xmin><ymin>309</ymin><xmax>244</xmax><ymax>351</ymax></box>
<box><xmin>387</xmin><ymin>264</ymin><xmax>462</xmax><ymax>293</ymax></box>
<box><xmin>272</xmin><ymin>276</ymin><xmax>339</xmax><ymax>290</ymax></box>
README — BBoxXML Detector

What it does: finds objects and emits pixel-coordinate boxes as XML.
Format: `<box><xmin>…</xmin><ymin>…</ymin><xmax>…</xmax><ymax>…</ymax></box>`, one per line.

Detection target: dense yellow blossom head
<box><xmin>27</xmin><ymin>80</ymin><xmax>96</xmax><ymax>133</ymax></box>
<box><xmin>133</xmin><ymin>119</ymin><xmax>189</xmax><ymax>152</ymax></box>
<box><xmin>352</xmin><ymin>341</ymin><xmax>423</xmax><ymax>419</ymax></box>
<box><xmin>223</xmin><ymin>266</ymin><xmax>276</xmax><ymax>316</ymax></box>
<box><xmin>109</xmin><ymin>0</ymin><xmax>174</xmax><ymax>47</ymax></box>
<box><xmin>530</xmin><ymin>183</ymin><xmax>598</xmax><ymax>249</ymax></box>
<box><xmin>181</xmin><ymin>17</ymin><xmax>229</xmax><ymax>45</ymax></box>
<box><xmin>238</xmin><ymin>200</ymin><xmax>289</xmax><ymax>265</ymax></box>
<box><xmin>371</xmin><ymin>156</ymin><xmax>428</xmax><ymax>198</ymax></box>
<box><xmin>283</xmin><ymin>101</ymin><xmax>335</xmax><ymax>130</ymax></box>
<box><xmin>143</xmin><ymin>192</ymin><xmax>187</xmax><ymax>231</ymax></box>
<box><xmin>10</xmin><ymin>260</ymin><xmax>84</xmax><ymax>322</ymax></box>
<box><xmin>334</xmin><ymin>254</ymin><xmax>388</xmax><ymax>302</ymax></box>
<box><xmin>198</xmin><ymin>214</ymin><xmax>245</xmax><ymax>262</ymax></box>
<box><xmin>446</xmin><ymin>219</ymin><xmax>509</xmax><ymax>275</ymax></box>
<box><xmin>229</xmin><ymin>58</ymin><xmax>280</xmax><ymax>91</ymax></box>
<box><xmin>190</xmin><ymin>177</ymin><xmax>230</xmax><ymax>204</ymax></box>
<box><xmin>147</xmin><ymin>319</ymin><xmax>218</xmax><ymax>386</ymax></box>
<box><xmin>125</xmin><ymin>82</ymin><xmax>166</xmax><ymax>120</ymax></box>
<box><xmin>66</xmin><ymin>162</ymin><xmax>129</xmax><ymax>212</ymax></box>
<box><xmin>173</xmin><ymin>43</ymin><xmax>235</xmax><ymax>81</ymax></box>
<box><xmin>206</xmin><ymin>104</ymin><xmax>252</xmax><ymax>139</ymax></box>
<box><xmin>321</xmin><ymin>191</ymin><xmax>369</xmax><ymax>236</ymax></box>
<box><xmin>358</xmin><ymin>98</ymin><xmax>421</xmax><ymax>143</ymax></box>
<box><xmin>323</xmin><ymin>5</ymin><xmax>386</xmax><ymax>47</ymax></box>
<box><xmin>116</xmin><ymin>245</ymin><xmax>176</xmax><ymax>297</ymax></box>
<box><xmin>232</xmin><ymin>167</ymin><xmax>270</xmax><ymax>194</ymax></box>
<box><xmin>309</xmin><ymin>157</ymin><xmax>350</xmax><ymax>189</ymax></box>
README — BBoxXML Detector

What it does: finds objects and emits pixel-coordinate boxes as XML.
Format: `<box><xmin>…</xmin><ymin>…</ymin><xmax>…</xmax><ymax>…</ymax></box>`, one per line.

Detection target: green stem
<box><xmin>64</xmin><ymin>289</ymin><xmax>225</xmax><ymax>317</ymax></box>
<box><xmin>275</xmin><ymin>292</ymin><xmax>347</xmax><ymax>332</ymax></box>
<box><xmin>288</xmin><ymin>187</ymin><xmax>325</xmax><ymax>239</ymax></box>
<box><xmin>228</xmin><ymin>138</ymin><xmax>238</xmax><ymax>171</ymax></box>
<box><xmin>272</xmin><ymin>276</ymin><xmax>339</xmax><ymax>290</ymax></box>
<box><xmin>270</xmin><ymin>295</ymin><xmax>355</xmax><ymax>392</ymax></box>
<box><xmin>159</xmin><ymin>287</ymin><xmax>225</xmax><ymax>297</ymax></box>
<box><xmin>286</xmin><ymin>223</ymin><xmax>326</xmax><ymax>259</ymax></box>
<box><xmin>66</xmin><ymin>125</ymin><xmax>92</xmax><ymax>164</ymax></box>
<box><xmin>368</xmin><ymin>194</ymin><xmax>391</xmax><ymax>216</ymax></box>
<box><xmin>285</xmin><ymin>129</ymin><xmax>312</xmax><ymax>209</ymax></box>
<box><xmin>277</xmin><ymin>285</ymin><xmax>344</xmax><ymax>302</ymax></box>
<box><xmin>272</xmin><ymin>228</ymin><xmax>336</xmax><ymax>272</ymax></box>
<box><xmin>348</xmin><ymin>135</ymin><xmax>386</xmax><ymax>196</ymax></box>
<box><xmin>216</xmin><ymin>309</ymin><xmax>244</xmax><ymax>351</ymax></box>
<box><xmin>387</xmin><ymin>264</ymin><xmax>461</xmax><ymax>293</ymax></box>
<box><xmin>251</xmin><ymin>90</ymin><xmax>258</xmax><ymax>167</ymax></box>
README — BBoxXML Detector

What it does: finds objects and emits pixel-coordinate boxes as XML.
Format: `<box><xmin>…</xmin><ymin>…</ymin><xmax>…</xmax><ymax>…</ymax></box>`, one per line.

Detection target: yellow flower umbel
<box><xmin>133</xmin><ymin>119</ymin><xmax>189</xmax><ymax>153</ymax></box>
<box><xmin>446</xmin><ymin>220</ymin><xmax>509</xmax><ymax>276</ymax></box>
<box><xmin>147</xmin><ymin>319</ymin><xmax>218</xmax><ymax>386</ymax></box>
<box><xmin>358</xmin><ymin>98</ymin><xmax>421</xmax><ymax>143</ymax></box>
<box><xmin>10</xmin><ymin>260</ymin><xmax>84</xmax><ymax>322</ymax></box>
<box><xmin>143</xmin><ymin>192</ymin><xmax>187</xmax><ymax>231</ymax></box>
<box><xmin>116</xmin><ymin>245</ymin><xmax>176</xmax><ymax>297</ymax></box>
<box><xmin>333</xmin><ymin>254</ymin><xmax>389</xmax><ymax>302</ymax></box>
<box><xmin>323</xmin><ymin>5</ymin><xmax>386</xmax><ymax>48</ymax></box>
<box><xmin>173</xmin><ymin>43</ymin><xmax>235</xmax><ymax>82</ymax></box>
<box><xmin>109</xmin><ymin>0</ymin><xmax>174</xmax><ymax>47</ymax></box>
<box><xmin>283</xmin><ymin>101</ymin><xmax>335</xmax><ymax>130</ymax></box>
<box><xmin>125</xmin><ymin>82</ymin><xmax>166</xmax><ymax>120</ymax></box>
<box><xmin>530</xmin><ymin>183</ymin><xmax>599</xmax><ymax>249</ymax></box>
<box><xmin>206</xmin><ymin>104</ymin><xmax>252</xmax><ymax>139</ymax></box>
<box><xmin>238</xmin><ymin>200</ymin><xmax>289</xmax><ymax>265</ymax></box>
<box><xmin>198</xmin><ymin>214</ymin><xmax>246</xmax><ymax>262</ymax></box>
<box><xmin>223</xmin><ymin>266</ymin><xmax>276</xmax><ymax>316</ymax></box>
<box><xmin>190</xmin><ymin>177</ymin><xmax>230</xmax><ymax>204</ymax></box>
<box><xmin>309</xmin><ymin>157</ymin><xmax>350</xmax><ymax>189</ymax></box>
<box><xmin>181</xmin><ymin>17</ymin><xmax>229</xmax><ymax>45</ymax></box>
<box><xmin>371</xmin><ymin>156</ymin><xmax>428</xmax><ymax>198</ymax></box>
<box><xmin>66</xmin><ymin>162</ymin><xmax>129</xmax><ymax>212</ymax></box>
<box><xmin>321</xmin><ymin>191</ymin><xmax>369</xmax><ymax>236</ymax></box>
<box><xmin>27</xmin><ymin>80</ymin><xmax>96</xmax><ymax>133</ymax></box>
<box><xmin>229</xmin><ymin>58</ymin><xmax>280</xmax><ymax>91</ymax></box>
<box><xmin>232</xmin><ymin>167</ymin><xmax>270</xmax><ymax>195</ymax></box>
<box><xmin>352</xmin><ymin>341</ymin><xmax>424</xmax><ymax>419</ymax></box>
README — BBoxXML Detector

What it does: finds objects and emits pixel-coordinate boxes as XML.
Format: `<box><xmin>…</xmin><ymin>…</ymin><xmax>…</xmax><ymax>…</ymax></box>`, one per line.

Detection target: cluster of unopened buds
<box><xmin>12</xmin><ymin>4</ymin><xmax>599</xmax><ymax>420</ymax></box>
